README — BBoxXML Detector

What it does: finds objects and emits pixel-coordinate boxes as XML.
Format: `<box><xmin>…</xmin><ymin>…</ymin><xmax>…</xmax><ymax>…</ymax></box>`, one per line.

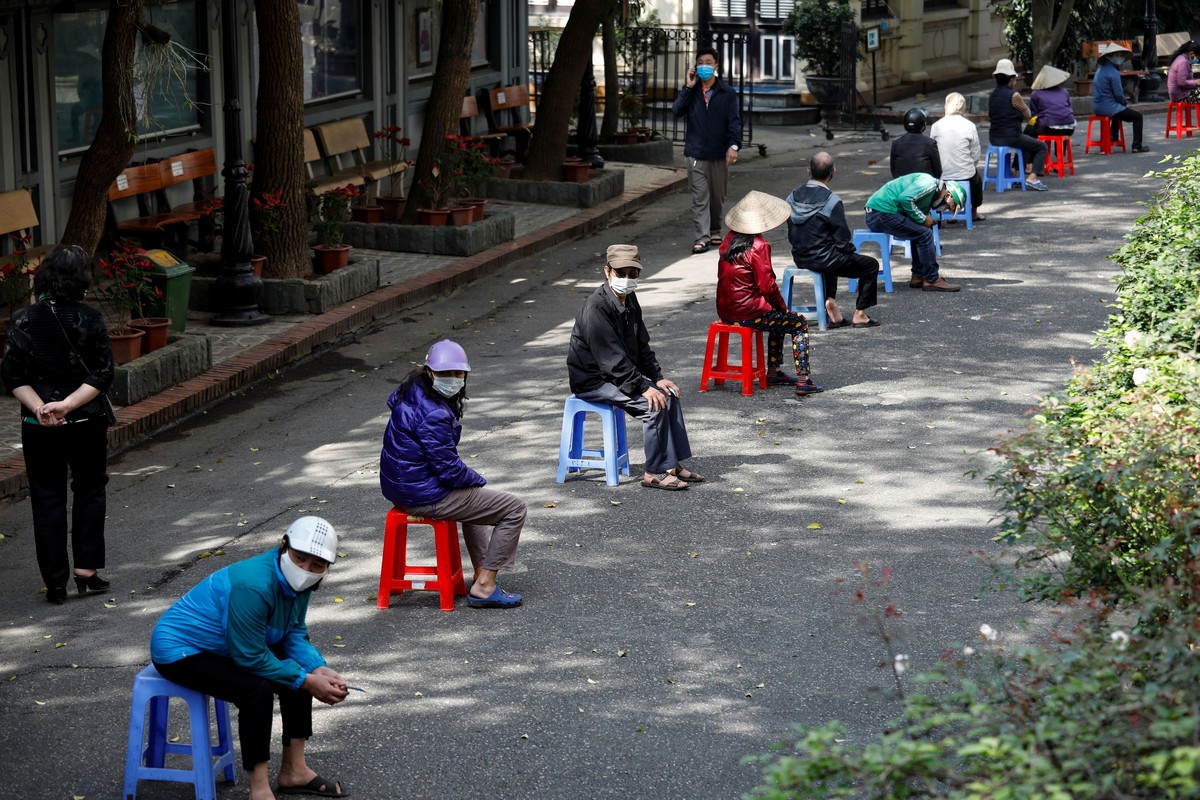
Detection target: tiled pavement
<box><xmin>0</xmin><ymin>163</ymin><xmax>686</xmax><ymax>497</ymax></box>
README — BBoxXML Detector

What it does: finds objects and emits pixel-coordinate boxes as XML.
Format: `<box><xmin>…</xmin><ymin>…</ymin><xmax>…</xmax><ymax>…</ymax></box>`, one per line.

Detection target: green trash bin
<box><xmin>143</xmin><ymin>250</ymin><xmax>194</xmax><ymax>333</ymax></box>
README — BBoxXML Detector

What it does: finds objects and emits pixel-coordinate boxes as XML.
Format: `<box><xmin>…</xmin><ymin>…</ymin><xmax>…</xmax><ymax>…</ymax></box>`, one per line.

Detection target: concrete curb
<box><xmin>0</xmin><ymin>167</ymin><xmax>687</xmax><ymax>501</ymax></box>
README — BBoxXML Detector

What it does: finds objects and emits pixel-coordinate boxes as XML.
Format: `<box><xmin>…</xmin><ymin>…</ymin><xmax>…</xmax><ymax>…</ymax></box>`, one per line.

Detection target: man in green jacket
<box><xmin>864</xmin><ymin>174</ymin><xmax>965</xmax><ymax>292</ymax></box>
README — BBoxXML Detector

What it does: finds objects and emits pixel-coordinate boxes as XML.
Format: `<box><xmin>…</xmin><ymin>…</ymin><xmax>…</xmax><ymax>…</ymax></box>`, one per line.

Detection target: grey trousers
<box><xmin>575</xmin><ymin>383</ymin><xmax>692</xmax><ymax>474</ymax></box>
<box><xmin>688</xmin><ymin>157</ymin><xmax>729</xmax><ymax>244</ymax></box>
<box><xmin>405</xmin><ymin>486</ymin><xmax>525</xmax><ymax>572</ymax></box>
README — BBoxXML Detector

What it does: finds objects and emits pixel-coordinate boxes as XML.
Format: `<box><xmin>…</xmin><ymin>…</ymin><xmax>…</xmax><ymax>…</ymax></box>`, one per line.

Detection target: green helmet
<box><xmin>943</xmin><ymin>182</ymin><xmax>967</xmax><ymax>211</ymax></box>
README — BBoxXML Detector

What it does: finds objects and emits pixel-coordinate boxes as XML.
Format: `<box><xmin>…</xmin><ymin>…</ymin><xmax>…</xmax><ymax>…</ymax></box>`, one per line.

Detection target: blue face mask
<box><xmin>1191</xmin><ymin>55</ymin><xmax>1199</xmax><ymax>65</ymax></box>
<box><xmin>696</xmin><ymin>65</ymin><xmax>716</xmax><ymax>81</ymax></box>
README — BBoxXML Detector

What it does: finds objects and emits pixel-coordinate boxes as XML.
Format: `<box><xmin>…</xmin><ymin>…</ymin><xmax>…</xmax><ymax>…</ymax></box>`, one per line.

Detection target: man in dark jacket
<box><xmin>890</xmin><ymin>108</ymin><xmax>943</xmax><ymax>178</ymax></box>
<box><xmin>567</xmin><ymin>245</ymin><xmax>702</xmax><ymax>491</ymax></box>
<box><xmin>672</xmin><ymin>46</ymin><xmax>743</xmax><ymax>255</ymax></box>
<box><xmin>786</xmin><ymin>152</ymin><xmax>881</xmax><ymax>327</ymax></box>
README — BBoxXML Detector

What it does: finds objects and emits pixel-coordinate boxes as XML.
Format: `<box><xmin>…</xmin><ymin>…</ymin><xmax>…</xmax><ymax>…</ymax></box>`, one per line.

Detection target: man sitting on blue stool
<box><xmin>787</xmin><ymin>151</ymin><xmax>881</xmax><ymax>328</ymax></box>
<box><xmin>864</xmin><ymin>175</ymin><xmax>966</xmax><ymax>293</ymax></box>
<box><xmin>567</xmin><ymin>245</ymin><xmax>703</xmax><ymax>492</ymax></box>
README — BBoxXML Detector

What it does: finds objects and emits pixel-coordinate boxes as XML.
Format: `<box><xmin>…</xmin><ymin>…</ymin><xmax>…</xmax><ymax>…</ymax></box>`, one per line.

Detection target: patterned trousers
<box><xmin>723</xmin><ymin>310</ymin><xmax>811</xmax><ymax>377</ymax></box>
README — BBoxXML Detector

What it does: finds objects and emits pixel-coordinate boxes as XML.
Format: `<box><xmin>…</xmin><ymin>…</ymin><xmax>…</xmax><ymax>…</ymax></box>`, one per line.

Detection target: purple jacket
<box><xmin>1029</xmin><ymin>87</ymin><xmax>1075</xmax><ymax>127</ymax></box>
<box><xmin>1168</xmin><ymin>54</ymin><xmax>1198</xmax><ymax>102</ymax></box>
<box><xmin>379</xmin><ymin>378</ymin><xmax>485</xmax><ymax>508</ymax></box>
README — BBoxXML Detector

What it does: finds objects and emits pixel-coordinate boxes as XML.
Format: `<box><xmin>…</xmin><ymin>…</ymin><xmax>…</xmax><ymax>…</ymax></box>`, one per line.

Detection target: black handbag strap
<box><xmin>44</xmin><ymin>300</ymin><xmax>96</xmax><ymax>377</ymax></box>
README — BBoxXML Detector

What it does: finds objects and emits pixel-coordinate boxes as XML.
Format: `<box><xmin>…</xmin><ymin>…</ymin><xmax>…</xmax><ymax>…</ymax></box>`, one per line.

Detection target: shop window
<box><xmin>298</xmin><ymin>0</ymin><xmax>361</xmax><ymax>101</ymax></box>
<box><xmin>53</xmin><ymin>1</ymin><xmax>203</xmax><ymax>155</ymax></box>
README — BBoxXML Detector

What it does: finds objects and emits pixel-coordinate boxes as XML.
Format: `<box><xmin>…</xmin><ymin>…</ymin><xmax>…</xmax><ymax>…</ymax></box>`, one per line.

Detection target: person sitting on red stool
<box><xmin>1167</xmin><ymin>40</ymin><xmax>1200</xmax><ymax>104</ymax></box>
<box><xmin>1093</xmin><ymin>43</ymin><xmax>1150</xmax><ymax>153</ymax></box>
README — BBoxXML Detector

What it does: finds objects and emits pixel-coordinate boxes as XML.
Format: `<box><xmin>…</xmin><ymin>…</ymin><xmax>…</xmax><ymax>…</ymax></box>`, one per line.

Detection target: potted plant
<box><xmin>350</xmin><ymin>189</ymin><xmax>383</xmax><ymax>224</ymax></box>
<box><xmin>249</xmin><ymin>188</ymin><xmax>287</xmax><ymax>275</ymax></box>
<box><xmin>783</xmin><ymin>0</ymin><xmax>862</xmax><ymax>107</ymax></box>
<box><xmin>0</xmin><ymin>232</ymin><xmax>36</xmax><ymax>353</ymax></box>
<box><xmin>373</xmin><ymin>124</ymin><xmax>413</xmax><ymax>221</ymax></box>
<box><xmin>312</xmin><ymin>184</ymin><xmax>358</xmax><ymax>273</ymax></box>
<box><xmin>416</xmin><ymin>165</ymin><xmax>453</xmax><ymax>226</ymax></box>
<box><xmin>448</xmin><ymin>135</ymin><xmax>493</xmax><ymax>221</ymax></box>
<box><xmin>95</xmin><ymin>239</ymin><xmax>165</xmax><ymax>362</ymax></box>
<box><xmin>616</xmin><ymin>90</ymin><xmax>647</xmax><ymax>143</ymax></box>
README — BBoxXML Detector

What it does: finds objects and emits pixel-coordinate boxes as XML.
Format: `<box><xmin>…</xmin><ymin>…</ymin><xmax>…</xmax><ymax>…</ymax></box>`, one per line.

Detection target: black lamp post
<box><xmin>1140</xmin><ymin>0</ymin><xmax>1164</xmax><ymax>101</ymax></box>
<box><xmin>213</xmin><ymin>0</ymin><xmax>268</xmax><ymax>326</ymax></box>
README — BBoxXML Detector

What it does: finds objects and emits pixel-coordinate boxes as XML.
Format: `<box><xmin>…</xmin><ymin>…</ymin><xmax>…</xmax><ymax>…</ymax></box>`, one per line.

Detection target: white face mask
<box><xmin>609</xmin><ymin>276</ymin><xmax>639</xmax><ymax>297</ymax></box>
<box><xmin>280</xmin><ymin>550</ymin><xmax>324</xmax><ymax>592</ymax></box>
<box><xmin>432</xmin><ymin>376</ymin><xmax>465</xmax><ymax>397</ymax></box>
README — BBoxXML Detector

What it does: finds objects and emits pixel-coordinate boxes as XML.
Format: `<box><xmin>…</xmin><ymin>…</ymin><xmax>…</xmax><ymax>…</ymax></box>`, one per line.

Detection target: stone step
<box><xmin>752</xmin><ymin>106</ymin><xmax>821</xmax><ymax>126</ymax></box>
<box><xmin>749</xmin><ymin>90</ymin><xmax>808</xmax><ymax>109</ymax></box>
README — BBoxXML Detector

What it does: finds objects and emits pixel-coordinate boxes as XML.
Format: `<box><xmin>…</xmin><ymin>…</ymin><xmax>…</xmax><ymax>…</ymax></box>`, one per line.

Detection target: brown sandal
<box><xmin>642</xmin><ymin>473</ymin><xmax>689</xmax><ymax>491</ymax></box>
<box><xmin>673</xmin><ymin>467</ymin><xmax>705</xmax><ymax>483</ymax></box>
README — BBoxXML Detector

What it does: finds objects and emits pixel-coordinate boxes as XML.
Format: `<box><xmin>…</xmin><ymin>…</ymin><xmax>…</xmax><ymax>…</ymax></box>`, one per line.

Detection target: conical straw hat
<box><xmin>1032</xmin><ymin>65</ymin><xmax>1070</xmax><ymax>90</ymax></box>
<box><xmin>724</xmin><ymin>190</ymin><xmax>791</xmax><ymax>235</ymax></box>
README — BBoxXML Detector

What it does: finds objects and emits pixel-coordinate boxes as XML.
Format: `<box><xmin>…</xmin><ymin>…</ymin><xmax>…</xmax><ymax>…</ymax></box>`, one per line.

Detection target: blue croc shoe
<box><xmin>466</xmin><ymin>586</ymin><xmax>523</xmax><ymax>609</ymax></box>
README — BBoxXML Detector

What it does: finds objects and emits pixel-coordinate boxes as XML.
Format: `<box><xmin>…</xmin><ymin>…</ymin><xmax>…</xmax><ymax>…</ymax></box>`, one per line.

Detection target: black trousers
<box><xmin>810</xmin><ymin>251</ymin><xmax>880</xmax><ymax>311</ymax></box>
<box><xmin>22</xmin><ymin>418</ymin><xmax>109</xmax><ymax>592</ymax></box>
<box><xmin>154</xmin><ymin>651</ymin><xmax>314</xmax><ymax>771</ymax></box>
<box><xmin>1109</xmin><ymin>107</ymin><xmax>1143</xmax><ymax>148</ymax></box>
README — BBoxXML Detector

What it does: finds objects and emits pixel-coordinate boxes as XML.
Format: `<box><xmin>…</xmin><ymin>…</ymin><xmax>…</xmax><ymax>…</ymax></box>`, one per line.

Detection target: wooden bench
<box><xmin>0</xmin><ymin>189</ymin><xmax>55</xmax><ymax>271</ymax></box>
<box><xmin>106</xmin><ymin>150</ymin><xmax>220</xmax><ymax>252</ymax></box>
<box><xmin>155</xmin><ymin>149</ymin><xmax>219</xmax><ymax>219</ymax></box>
<box><xmin>479</xmin><ymin>84</ymin><xmax>535</xmax><ymax>161</ymax></box>
<box><xmin>303</xmin><ymin>128</ymin><xmax>366</xmax><ymax>196</ymax></box>
<box><xmin>314</xmin><ymin>118</ymin><xmax>410</xmax><ymax>200</ymax></box>
<box><xmin>460</xmin><ymin>96</ymin><xmax>508</xmax><ymax>158</ymax></box>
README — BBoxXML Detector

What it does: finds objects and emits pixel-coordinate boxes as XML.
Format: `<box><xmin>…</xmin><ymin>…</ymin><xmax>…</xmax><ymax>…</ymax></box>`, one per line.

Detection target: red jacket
<box><xmin>716</xmin><ymin>234</ymin><xmax>785</xmax><ymax>321</ymax></box>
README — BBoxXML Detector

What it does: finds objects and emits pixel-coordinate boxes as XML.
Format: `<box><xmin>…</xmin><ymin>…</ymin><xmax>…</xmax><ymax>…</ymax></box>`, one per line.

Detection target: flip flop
<box><xmin>852</xmin><ymin>318</ymin><xmax>881</xmax><ymax>328</ymax></box>
<box><xmin>466</xmin><ymin>585</ymin><xmax>523</xmax><ymax>609</ymax></box>
<box><xmin>278</xmin><ymin>775</ymin><xmax>350</xmax><ymax>797</ymax></box>
<box><xmin>826</xmin><ymin>319</ymin><xmax>851</xmax><ymax>329</ymax></box>
<box><xmin>642</xmin><ymin>472</ymin><xmax>689</xmax><ymax>491</ymax></box>
<box><xmin>691</xmin><ymin>241</ymin><xmax>709</xmax><ymax>254</ymax></box>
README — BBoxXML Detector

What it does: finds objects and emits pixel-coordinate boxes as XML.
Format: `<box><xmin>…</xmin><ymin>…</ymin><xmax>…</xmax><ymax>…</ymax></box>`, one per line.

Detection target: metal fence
<box><xmin>528</xmin><ymin>27</ymin><xmax>755</xmax><ymax>147</ymax></box>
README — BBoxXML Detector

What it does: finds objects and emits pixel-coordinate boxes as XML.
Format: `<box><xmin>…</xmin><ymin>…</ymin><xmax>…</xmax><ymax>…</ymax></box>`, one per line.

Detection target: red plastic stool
<box><xmin>1038</xmin><ymin>135</ymin><xmax>1074</xmax><ymax>177</ymax></box>
<box><xmin>698</xmin><ymin>322</ymin><xmax>767</xmax><ymax>396</ymax></box>
<box><xmin>1085</xmin><ymin>115</ymin><xmax>1126</xmax><ymax>155</ymax></box>
<box><xmin>1165</xmin><ymin>101</ymin><xmax>1199</xmax><ymax>139</ymax></box>
<box><xmin>377</xmin><ymin>508</ymin><xmax>467</xmax><ymax>612</ymax></box>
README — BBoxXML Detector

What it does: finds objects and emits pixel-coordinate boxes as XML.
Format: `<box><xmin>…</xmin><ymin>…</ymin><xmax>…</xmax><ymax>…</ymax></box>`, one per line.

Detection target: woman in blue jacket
<box><xmin>1092</xmin><ymin>43</ymin><xmax>1149</xmax><ymax>153</ymax></box>
<box><xmin>151</xmin><ymin>516</ymin><xmax>351</xmax><ymax>798</ymax></box>
<box><xmin>379</xmin><ymin>340</ymin><xmax>526</xmax><ymax>609</ymax></box>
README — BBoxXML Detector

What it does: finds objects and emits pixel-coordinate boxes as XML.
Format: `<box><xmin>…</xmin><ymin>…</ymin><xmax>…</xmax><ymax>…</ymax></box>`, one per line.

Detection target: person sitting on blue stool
<box><xmin>568</xmin><ymin>245</ymin><xmax>704</xmax><ymax>491</ymax></box>
<box><xmin>865</xmin><ymin>175</ymin><xmax>966</xmax><ymax>293</ymax></box>
<box><xmin>151</xmin><ymin>516</ymin><xmax>352</xmax><ymax>799</ymax></box>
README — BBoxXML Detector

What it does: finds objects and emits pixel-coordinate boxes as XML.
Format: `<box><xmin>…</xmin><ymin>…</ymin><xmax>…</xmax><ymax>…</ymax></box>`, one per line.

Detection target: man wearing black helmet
<box><xmin>890</xmin><ymin>108</ymin><xmax>942</xmax><ymax>179</ymax></box>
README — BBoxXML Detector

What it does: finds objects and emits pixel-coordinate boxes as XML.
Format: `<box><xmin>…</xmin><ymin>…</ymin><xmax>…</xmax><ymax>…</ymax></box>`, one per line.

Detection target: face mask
<box><xmin>1191</xmin><ymin>56</ymin><xmax>1198</xmax><ymax>65</ymax></box>
<box><xmin>280</xmin><ymin>551</ymin><xmax>324</xmax><ymax>593</ymax></box>
<box><xmin>696</xmin><ymin>65</ymin><xmax>716</xmax><ymax>81</ymax></box>
<box><xmin>609</xmin><ymin>276</ymin><xmax>639</xmax><ymax>296</ymax></box>
<box><xmin>432</xmin><ymin>376</ymin><xmax>465</xmax><ymax>397</ymax></box>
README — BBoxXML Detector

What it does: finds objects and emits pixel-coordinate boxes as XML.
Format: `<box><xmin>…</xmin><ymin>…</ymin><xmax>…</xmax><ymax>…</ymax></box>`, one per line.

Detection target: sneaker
<box><xmin>1027</xmin><ymin>179</ymin><xmax>1049</xmax><ymax>192</ymax></box>
<box><xmin>921</xmin><ymin>277</ymin><xmax>961</xmax><ymax>292</ymax></box>
<box><xmin>794</xmin><ymin>379</ymin><xmax>825</xmax><ymax>396</ymax></box>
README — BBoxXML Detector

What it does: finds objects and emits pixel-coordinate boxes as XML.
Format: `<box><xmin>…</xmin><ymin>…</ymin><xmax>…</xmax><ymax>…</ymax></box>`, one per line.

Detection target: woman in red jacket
<box><xmin>716</xmin><ymin>191</ymin><xmax>823</xmax><ymax>397</ymax></box>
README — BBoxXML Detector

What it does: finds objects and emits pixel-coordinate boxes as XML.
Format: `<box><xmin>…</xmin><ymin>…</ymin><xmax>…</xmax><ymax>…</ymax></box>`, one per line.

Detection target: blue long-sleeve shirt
<box><xmin>151</xmin><ymin>550</ymin><xmax>326</xmax><ymax>690</ymax></box>
<box><xmin>1092</xmin><ymin>60</ymin><xmax>1128</xmax><ymax>117</ymax></box>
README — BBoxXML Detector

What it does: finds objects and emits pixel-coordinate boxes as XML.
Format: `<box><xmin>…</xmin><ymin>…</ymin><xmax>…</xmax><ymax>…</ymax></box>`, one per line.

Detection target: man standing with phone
<box><xmin>672</xmin><ymin>46</ymin><xmax>743</xmax><ymax>255</ymax></box>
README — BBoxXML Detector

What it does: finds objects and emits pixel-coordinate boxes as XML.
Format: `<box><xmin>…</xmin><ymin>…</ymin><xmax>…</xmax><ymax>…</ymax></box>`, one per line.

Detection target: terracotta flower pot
<box><xmin>562</xmin><ymin>162</ymin><xmax>591</xmax><ymax>183</ymax></box>
<box><xmin>417</xmin><ymin>208</ymin><xmax>451</xmax><ymax>226</ymax></box>
<box><xmin>351</xmin><ymin>205</ymin><xmax>383</xmax><ymax>223</ymax></box>
<box><xmin>378</xmin><ymin>196</ymin><xmax>407</xmax><ymax>221</ymax></box>
<box><xmin>250</xmin><ymin>255</ymin><xmax>266</xmax><ymax>277</ymax></box>
<box><xmin>448</xmin><ymin>206</ymin><xmax>475</xmax><ymax>227</ymax></box>
<box><xmin>460</xmin><ymin>198</ymin><xmax>487</xmax><ymax>221</ymax></box>
<box><xmin>312</xmin><ymin>244</ymin><xmax>352</xmax><ymax>274</ymax></box>
<box><xmin>493</xmin><ymin>162</ymin><xmax>513</xmax><ymax>180</ymax></box>
<box><xmin>614</xmin><ymin>132</ymin><xmax>641</xmax><ymax>145</ymax></box>
<box><xmin>109</xmin><ymin>327</ymin><xmax>145</xmax><ymax>365</ymax></box>
<box><xmin>129</xmin><ymin>317</ymin><xmax>171</xmax><ymax>353</ymax></box>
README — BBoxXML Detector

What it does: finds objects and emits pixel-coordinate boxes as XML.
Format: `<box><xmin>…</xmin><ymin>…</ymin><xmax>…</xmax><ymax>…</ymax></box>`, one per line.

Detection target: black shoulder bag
<box><xmin>45</xmin><ymin>301</ymin><xmax>118</xmax><ymax>426</ymax></box>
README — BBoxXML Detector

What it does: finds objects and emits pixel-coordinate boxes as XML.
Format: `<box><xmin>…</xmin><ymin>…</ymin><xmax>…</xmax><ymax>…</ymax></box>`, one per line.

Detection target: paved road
<box><xmin>0</xmin><ymin>117</ymin><xmax>1180</xmax><ymax>799</ymax></box>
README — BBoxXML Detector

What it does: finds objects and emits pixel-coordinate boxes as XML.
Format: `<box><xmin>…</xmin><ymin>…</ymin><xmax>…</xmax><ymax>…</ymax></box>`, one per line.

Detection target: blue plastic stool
<box><xmin>123</xmin><ymin>665</ymin><xmax>236</xmax><ymax>800</ymax></box>
<box><xmin>556</xmin><ymin>395</ymin><xmax>630</xmax><ymax>486</ymax></box>
<box><xmin>888</xmin><ymin>223</ymin><xmax>942</xmax><ymax>259</ymax></box>
<box><xmin>982</xmin><ymin>145</ymin><xmax>1027</xmax><ymax>192</ymax></box>
<box><xmin>848</xmin><ymin>230</ymin><xmax>894</xmax><ymax>293</ymax></box>
<box><xmin>937</xmin><ymin>179</ymin><xmax>974</xmax><ymax>229</ymax></box>
<box><xmin>780</xmin><ymin>268</ymin><xmax>828</xmax><ymax>332</ymax></box>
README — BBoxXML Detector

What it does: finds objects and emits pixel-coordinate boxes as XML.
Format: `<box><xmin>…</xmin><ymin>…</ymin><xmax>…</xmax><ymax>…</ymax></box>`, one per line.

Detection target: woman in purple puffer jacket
<box><xmin>379</xmin><ymin>339</ymin><xmax>526</xmax><ymax>609</ymax></box>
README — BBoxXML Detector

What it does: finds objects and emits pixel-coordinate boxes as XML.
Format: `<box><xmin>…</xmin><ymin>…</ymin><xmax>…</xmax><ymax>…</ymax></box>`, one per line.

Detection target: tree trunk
<box><xmin>524</xmin><ymin>0</ymin><xmax>609</xmax><ymax>181</ymax></box>
<box><xmin>402</xmin><ymin>0</ymin><xmax>479</xmax><ymax>222</ymax></box>
<box><xmin>60</xmin><ymin>0</ymin><xmax>145</xmax><ymax>253</ymax></box>
<box><xmin>599</xmin><ymin>15</ymin><xmax>620</xmax><ymax>141</ymax></box>
<box><xmin>1029</xmin><ymin>0</ymin><xmax>1076</xmax><ymax>75</ymax></box>
<box><xmin>253</xmin><ymin>0</ymin><xmax>309</xmax><ymax>278</ymax></box>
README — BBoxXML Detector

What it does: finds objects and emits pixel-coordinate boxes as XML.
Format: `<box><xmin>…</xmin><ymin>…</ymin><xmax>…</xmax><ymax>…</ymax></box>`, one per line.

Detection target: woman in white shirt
<box><xmin>930</xmin><ymin>93</ymin><xmax>985</xmax><ymax>222</ymax></box>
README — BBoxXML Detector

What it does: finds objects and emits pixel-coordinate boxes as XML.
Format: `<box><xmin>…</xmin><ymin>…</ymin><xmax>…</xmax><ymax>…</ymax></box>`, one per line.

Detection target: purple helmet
<box><xmin>424</xmin><ymin>340</ymin><xmax>471</xmax><ymax>372</ymax></box>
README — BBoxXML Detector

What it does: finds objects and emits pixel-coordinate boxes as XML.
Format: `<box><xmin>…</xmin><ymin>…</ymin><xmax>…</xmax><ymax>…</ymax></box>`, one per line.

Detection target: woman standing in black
<box><xmin>2</xmin><ymin>245</ymin><xmax>114</xmax><ymax>604</ymax></box>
